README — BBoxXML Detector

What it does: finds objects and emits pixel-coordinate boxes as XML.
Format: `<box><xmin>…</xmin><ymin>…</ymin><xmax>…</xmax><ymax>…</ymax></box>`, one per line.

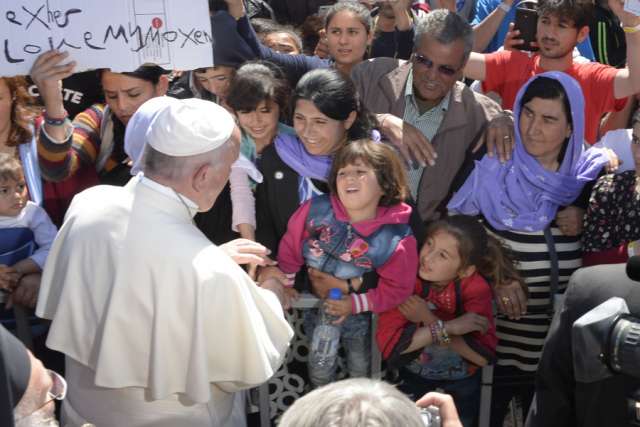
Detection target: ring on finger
<box><xmin>501</xmin><ymin>296</ymin><xmax>511</xmax><ymax>305</ymax></box>
<box><xmin>503</xmin><ymin>135</ymin><xmax>511</xmax><ymax>140</ymax></box>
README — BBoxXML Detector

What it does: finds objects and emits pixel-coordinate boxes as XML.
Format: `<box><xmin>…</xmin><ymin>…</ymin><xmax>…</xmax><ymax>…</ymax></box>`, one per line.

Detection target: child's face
<box><xmin>336</xmin><ymin>160</ymin><xmax>383</xmax><ymax>217</ymax></box>
<box><xmin>194</xmin><ymin>66</ymin><xmax>234</xmax><ymax>100</ymax></box>
<box><xmin>419</xmin><ymin>230</ymin><xmax>463</xmax><ymax>286</ymax></box>
<box><xmin>0</xmin><ymin>177</ymin><xmax>27</xmax><ymax>217</ymax></box>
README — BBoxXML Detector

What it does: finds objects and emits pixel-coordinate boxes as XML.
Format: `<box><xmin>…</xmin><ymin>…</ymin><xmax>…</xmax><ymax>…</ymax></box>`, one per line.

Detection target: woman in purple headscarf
<box><xmin>447</xmin><ymin>71</ymin><xmax>613</xmax><ymax>426</ymax></box>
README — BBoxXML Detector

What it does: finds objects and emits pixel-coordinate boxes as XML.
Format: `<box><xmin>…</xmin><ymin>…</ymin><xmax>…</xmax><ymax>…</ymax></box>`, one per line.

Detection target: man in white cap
<box><xmin>35</xmin><ymin>99</ymin><xmax>294</xmax><ymax>427</ymax></box>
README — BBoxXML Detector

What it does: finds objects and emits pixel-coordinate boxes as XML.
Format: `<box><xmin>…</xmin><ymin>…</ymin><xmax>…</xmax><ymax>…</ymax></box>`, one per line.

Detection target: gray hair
<box><xmin>413</xmin><ymin>9</ymin><xmax>473</xmax><ymax>63</ymax></box>
<box><xmin>142</xmin><ymin>141</ymin><xmax>231</xmax><ymax>183</ymax></box>
<box><xmin>632</xmin><ymin>108</ymin><xmax>640</xmax><ymax>127</ymax></box>
<box><xmin>278</xmin><ymin>378</ymin><xmax>425</xmax><ymax>427</ymax></box>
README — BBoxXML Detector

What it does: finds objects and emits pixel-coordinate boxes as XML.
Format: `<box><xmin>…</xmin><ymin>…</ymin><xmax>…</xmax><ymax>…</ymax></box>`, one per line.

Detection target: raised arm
<box><xmin>611</xmin><ymin>0</ymin><xmax>640</xmax><ymax>99</ymax></box>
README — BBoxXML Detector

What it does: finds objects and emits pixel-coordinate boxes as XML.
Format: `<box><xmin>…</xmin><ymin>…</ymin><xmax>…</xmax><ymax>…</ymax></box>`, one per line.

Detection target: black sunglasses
<box><xmin>412</xmin><ymin>53</ymin><xmax>459</xmax><ymax>77</ymax></box>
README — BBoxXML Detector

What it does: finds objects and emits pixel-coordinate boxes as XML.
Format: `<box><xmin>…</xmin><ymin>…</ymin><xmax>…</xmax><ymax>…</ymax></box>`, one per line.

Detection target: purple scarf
<box><xmin>447</xmin><ymin>72</ymin><xmax>610</xmax><ymax>232</ymax></box>
<box><xmin>274</xmin><ymin>133</ymin><xmax>333</xmax><ymax>181</ymax></box>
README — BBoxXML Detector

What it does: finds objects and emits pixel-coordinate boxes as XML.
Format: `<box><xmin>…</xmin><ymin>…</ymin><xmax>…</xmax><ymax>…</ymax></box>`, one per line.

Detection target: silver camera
<box><xmin>420</xmin><ymin>406</ymin><xmax>441</xmax><ymax>427</ymax></box>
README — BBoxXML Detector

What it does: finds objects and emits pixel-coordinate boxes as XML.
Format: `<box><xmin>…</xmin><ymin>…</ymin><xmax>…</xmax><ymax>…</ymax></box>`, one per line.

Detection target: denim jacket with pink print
<box><xmin>278</xmin><ymin>194</ymin><xmax>419</xmax><ymax>314</ymax></box>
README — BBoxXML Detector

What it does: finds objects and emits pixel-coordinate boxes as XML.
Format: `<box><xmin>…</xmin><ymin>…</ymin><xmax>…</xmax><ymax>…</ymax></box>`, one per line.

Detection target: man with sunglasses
<box><xmin>352</xmin><ymin>9</ymin><xmax>503</xmax><ymax>222</ymax></box>
<box><xmin>0</xmin><ymin>325</ymin><xmax>66</xmax><ymax>427</ymax></box>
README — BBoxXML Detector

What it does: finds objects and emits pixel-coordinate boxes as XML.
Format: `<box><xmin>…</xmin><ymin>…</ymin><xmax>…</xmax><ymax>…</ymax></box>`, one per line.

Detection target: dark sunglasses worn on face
<box><xmin>412</xmin><ymin>53</ymin><xmax>460</xmax><ymax>77</ymax></box>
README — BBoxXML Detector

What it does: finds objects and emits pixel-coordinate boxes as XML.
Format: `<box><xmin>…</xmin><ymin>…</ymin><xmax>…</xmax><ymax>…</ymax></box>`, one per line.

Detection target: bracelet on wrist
<box><xmin>498</xmin><ymin>2</ymin><xmax>512</xmax><ymax>13</ymax></box>
<box><xmin>622</xmin><ymin>23</ymin><xmax>640</xmax><ymax>34</ymax></box>
<box><xmin>437</xmin><ymin>319</ymin><xmax>451</xmax><ymax>345</ymax></box>
<box><xmin>428</xmin><ymin>321</ymin><xmax>440</xmax><ymax>345</ymax></box>
<box><xmin>44</xmin><ymin>110</ymin><xmax>69</xmax><ymax>127</ymax></box>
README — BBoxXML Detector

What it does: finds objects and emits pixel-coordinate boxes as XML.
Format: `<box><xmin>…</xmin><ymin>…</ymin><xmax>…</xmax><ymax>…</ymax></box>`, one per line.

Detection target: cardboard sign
<box><xmin>0</xmin><ymin>0</ymin><xmax>214</xmax><ymax>77</ymax></box>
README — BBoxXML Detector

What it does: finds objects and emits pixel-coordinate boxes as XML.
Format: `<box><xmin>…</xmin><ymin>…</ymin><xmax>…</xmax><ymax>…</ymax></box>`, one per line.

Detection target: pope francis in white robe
<box><xmin>35</xmin><ymin>99</ymin><xmax>294</xmax><ymax>426</ymax></box>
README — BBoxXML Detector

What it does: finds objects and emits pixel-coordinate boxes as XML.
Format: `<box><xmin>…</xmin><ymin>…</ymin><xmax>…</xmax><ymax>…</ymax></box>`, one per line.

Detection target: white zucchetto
<box><xmin>146</xmin><ymin>98</ymin><xmax>235</xmax><ymax>157</ymax></box>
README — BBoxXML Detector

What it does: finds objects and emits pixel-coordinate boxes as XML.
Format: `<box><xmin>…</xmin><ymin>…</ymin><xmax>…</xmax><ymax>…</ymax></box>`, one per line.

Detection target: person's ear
<box><xmin>366</xmin><ymin>29</ymin><xmax>374</xmax><ymax>46</ymax></box>
<box><xmin>458</xmin><ymin>264</ymin><xmax>477</xmax><ymax>279</ymax></box>
<box><xmin>576</xmin><ymin>25</ymin><xmax>589</xmax><ymax>44</ymax></box>
<box><xmin>192</xmin><ymin>163</ymin><xmax>212</xmax><ymax>194</ymax></box>
<box><xmin>155</xmin><ymin>75</ymin><xmax>170</xmax><ymax>96</ymax></box>
<box><xmin>343</xmin><ymin>110</ymin><xmax>357</xmax><ymax>131</ymax></box>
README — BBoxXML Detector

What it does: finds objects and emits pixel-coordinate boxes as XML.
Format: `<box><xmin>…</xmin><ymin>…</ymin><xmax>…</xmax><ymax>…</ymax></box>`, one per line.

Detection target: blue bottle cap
<box><xmin>328</xmin><ymin>288</ymin><xmax>343</xmax><ymax>300</ymax></box>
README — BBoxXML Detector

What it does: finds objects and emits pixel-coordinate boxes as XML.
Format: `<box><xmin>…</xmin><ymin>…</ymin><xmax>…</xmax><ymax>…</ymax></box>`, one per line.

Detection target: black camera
<box><xmin>573</xmin><ymin>297</ymin><xmax>640</xmax><ymax>424</ymax></box>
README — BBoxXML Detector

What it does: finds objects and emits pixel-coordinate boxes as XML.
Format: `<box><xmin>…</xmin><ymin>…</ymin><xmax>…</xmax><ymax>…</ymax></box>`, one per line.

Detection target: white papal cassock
<box><xmin>36</xmin><ymin>175</ymin><xmax>293</xmax><ymax>426</ymax></box>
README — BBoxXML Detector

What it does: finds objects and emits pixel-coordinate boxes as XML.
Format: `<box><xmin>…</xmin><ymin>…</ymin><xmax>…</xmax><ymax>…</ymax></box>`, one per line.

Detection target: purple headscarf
<box><xmin>447</xmin><ymin>71</ymin><xmax>610</xmax><ymax>232</ymax></box>
<box><xmin>274</xmin><ymin>133</ymin><xmax>333</xmax><ymax>181</ymax></box>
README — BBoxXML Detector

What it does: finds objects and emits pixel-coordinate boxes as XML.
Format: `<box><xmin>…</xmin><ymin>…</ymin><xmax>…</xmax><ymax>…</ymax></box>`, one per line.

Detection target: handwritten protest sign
<box><xmin>0</xmin><ymin>0</ymin><xmax>214</xmax><ymax>77</ymax></box>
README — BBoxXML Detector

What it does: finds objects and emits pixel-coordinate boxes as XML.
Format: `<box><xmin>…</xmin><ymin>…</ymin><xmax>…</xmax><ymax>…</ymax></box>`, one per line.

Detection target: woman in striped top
<box><xmin>447</xmin><ymin>72</ymin><xmax>616</xmax><ymax>426</ymax></box>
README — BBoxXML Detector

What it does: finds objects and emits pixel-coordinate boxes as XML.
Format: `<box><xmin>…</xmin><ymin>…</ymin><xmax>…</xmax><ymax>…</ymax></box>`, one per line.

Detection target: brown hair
<box><xmin>0</xmin><ymin>153</ymin><xmax>25</xmax><ymax>183</ymax></box>
<box><xmin>426</xmin><ymin>215</ymin><xmax>526</xmax><ymax>292</ymax></box>
<box><xmin>2</xmin><ymin>76</ymin><xmax>39</xmax><ymax>148</ymax></box>
<box><xmin>328</xmin><ymin>139</ymin><xmax>408</xmax><ymax>207</ymax></box>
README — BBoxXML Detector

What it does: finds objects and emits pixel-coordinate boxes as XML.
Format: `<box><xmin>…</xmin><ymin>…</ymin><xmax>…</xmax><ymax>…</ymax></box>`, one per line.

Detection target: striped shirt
<box><xmin>38</xmin><ymin>104</ymin><xmax>123</xmax><ymax>182</ymax></box>
<box><xmin>486</xmin><ymin>223</ymin><xmax>582</xmax><ymax>372</ymax></box>
<box><xmin>402</xmin><ymin>70</ymin><xmax>450</xmax><ymax>200</ymax></box>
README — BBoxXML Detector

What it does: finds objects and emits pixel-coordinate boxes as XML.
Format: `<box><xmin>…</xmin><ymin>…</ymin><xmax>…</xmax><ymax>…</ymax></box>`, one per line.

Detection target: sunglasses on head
<box><xmin>412</xmin><ymin>53</ymin><xmax>459</xmax><ymax>77</ymax></box>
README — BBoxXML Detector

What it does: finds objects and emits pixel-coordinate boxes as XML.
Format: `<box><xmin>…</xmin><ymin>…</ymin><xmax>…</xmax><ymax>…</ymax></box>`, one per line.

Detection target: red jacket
<box><xmin>376</xmin><ymin>273</ymin><xmax>497</xmax><ymax>367</ymax></box>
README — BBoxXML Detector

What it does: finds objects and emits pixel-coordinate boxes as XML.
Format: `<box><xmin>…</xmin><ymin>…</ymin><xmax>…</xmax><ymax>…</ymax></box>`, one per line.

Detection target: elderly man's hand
<box><xmin>416</xmin><ymin>392</ymin><xmax>463</xmax><ymax>427</ymax></box>
<box><xmin>0</xmin><ymin>265</ymin><xmax>20</xmax><ymax>292</ymax></box>
<box><xmin>474</xmin><ymin>111</ymin><xmax>515</xmax><ymax>163</ymax></box>
<box><xmin>220</xmin><ymin>239</ymin><xmax>275</xmax><ymax>266</ymax></box>
<box><xmin>379</xmin><ymin>114</ymin><xmax>437</xmax><ymax>168</ymax></box>
<box><xmin>495</xmin><ymin>279</ymin><xmax>528</xmax><ymax>319</ymax></box>
<box><xmin>556</xmin><ymin>206</ymin><xmax>585</xmax><ymax>236</ymax></box>
<box><xmin>260</xmin><ymin>277</ymin><xmax>292</xmax><ymax>310</ymax></box>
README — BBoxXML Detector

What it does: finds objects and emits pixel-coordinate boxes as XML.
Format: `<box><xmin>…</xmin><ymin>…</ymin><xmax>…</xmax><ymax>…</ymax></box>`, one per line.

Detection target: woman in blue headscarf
<box><xmin>448</xmin><ymin>71</ymin><xmax>612</xmax><ymax>427</ymax></box>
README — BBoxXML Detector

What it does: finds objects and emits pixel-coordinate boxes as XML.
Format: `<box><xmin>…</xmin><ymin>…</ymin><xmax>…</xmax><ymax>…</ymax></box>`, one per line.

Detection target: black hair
<box><xmin>226</xmin><ymin>61</ymin><xmax>291</xmax><ymax>120</ymax></box>
<box><xmin>324</xmin><ymin>1</ymin><xmax>372</xmax><ymax>34</ymax></box>
<box><xmin>426</xmin><ymin>216</ymin><xmax>525</xmax><ymax>289</ymax></box>
<box><xmin>537</xmin><ymin>0</ymin><xmax>594</xmax><ymax>29</ymax></box>
<box><xmin>292</xmin><ymin>68</ymin><xmax>374</xmax><ymax>140</ymax></box>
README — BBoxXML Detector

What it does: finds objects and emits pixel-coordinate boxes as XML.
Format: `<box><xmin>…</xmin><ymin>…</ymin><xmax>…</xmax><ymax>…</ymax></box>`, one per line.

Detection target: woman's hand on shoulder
<box><xmin>494</xmin><ymin>279</ymin><xmax>527</xmax><ymax>320</ymax></box>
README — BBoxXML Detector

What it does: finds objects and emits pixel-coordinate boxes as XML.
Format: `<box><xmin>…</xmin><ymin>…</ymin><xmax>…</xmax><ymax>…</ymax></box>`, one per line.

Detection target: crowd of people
<box><xmin>1</xmin><ymin>0</ymin><xmax>640</xmax><ymax>426</ymax></box>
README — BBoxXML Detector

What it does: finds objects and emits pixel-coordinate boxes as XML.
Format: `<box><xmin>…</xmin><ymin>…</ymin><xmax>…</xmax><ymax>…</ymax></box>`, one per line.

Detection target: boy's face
<box><xmin>0</xmin><ymin>176</ymin><xmax>27</xmax><ymax>217</ymax></box>
<box><xmin>536</xmin><ymin>13</ymin><xmax>589</xmax><ymax>59</ymax></box>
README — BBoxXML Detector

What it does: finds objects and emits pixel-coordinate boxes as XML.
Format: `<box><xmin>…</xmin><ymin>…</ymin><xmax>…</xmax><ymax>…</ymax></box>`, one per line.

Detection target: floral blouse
<box><xmin>582</xmin><ymin>170</ymin><xmax>640</xmax><ymax>252</ymax></box>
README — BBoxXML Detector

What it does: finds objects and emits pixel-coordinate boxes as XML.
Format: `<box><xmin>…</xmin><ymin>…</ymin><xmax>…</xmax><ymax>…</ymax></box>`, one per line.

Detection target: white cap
<box><xmin>124</xmin><ymin>96</ymin><xmax>181</xmax><ymax>175</ymax></box>
<box><xmin>146</xmin><ymin>98</ymin><xmax>235</xmax><ymax>157</ymax></box>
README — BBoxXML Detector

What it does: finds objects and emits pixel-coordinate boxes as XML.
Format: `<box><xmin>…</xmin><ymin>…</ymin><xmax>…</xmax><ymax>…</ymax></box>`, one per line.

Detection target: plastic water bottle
<box><xmin>310</xmin><ymin>288</ymin><xmax>343</xmax><ymax>368</ymax></box>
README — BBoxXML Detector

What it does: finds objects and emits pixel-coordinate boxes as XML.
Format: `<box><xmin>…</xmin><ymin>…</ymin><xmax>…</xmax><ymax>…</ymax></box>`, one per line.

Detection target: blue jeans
<box><xmin>303</xmin><ymin>309</ymin><xmax>371</xmax><ymax>387</ymax></box>
<box><xmin>398</xmin><ymin>368</ymin><xmax>481</xmax><ymax>427</ymax></box>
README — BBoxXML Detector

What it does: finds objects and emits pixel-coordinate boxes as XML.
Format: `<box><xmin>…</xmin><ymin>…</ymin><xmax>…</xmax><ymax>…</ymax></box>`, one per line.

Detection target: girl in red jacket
<box><xmin>377</xmin><ymin>215</ymin><xmax>523</xmax><ymax>427</ymax></box>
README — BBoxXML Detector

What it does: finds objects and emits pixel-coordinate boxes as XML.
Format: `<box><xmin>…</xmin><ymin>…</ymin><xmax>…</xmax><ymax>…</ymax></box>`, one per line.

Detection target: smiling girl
<box><xmin>277</xmin><ymin>139</ymin><xmax>418</xmax><ymax>386</ymax></box>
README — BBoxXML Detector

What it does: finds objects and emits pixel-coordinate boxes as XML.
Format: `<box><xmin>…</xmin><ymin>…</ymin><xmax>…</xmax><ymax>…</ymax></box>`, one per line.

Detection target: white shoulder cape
<box><xmin>36</xmin><ymin>178</ymin><xmax>293</xmax><ymax>404</ymax></box>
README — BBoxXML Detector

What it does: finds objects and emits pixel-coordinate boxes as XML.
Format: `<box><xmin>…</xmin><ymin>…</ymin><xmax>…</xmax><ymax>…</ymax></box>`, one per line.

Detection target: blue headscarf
<box><xmin>447</xmin><ymin>71</ymin><xmax>610</xmax><ymax>232</ymax></box>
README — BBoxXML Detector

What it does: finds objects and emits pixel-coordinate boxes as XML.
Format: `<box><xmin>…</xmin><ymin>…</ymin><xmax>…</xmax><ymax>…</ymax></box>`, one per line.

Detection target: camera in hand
<box><xmin>421</xmin><ymin>405</ymin><xmax>441</xmax><ymax>427</ymax></box>
<box><xmin>573</xmin><ymin>296</ymin><xmax>640</xmax><ymax>424</ymax></box>
<box><xmin>514</xmin><ymin>1</ymin><xmax>539</xmax><ymax>52</ymax></box>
